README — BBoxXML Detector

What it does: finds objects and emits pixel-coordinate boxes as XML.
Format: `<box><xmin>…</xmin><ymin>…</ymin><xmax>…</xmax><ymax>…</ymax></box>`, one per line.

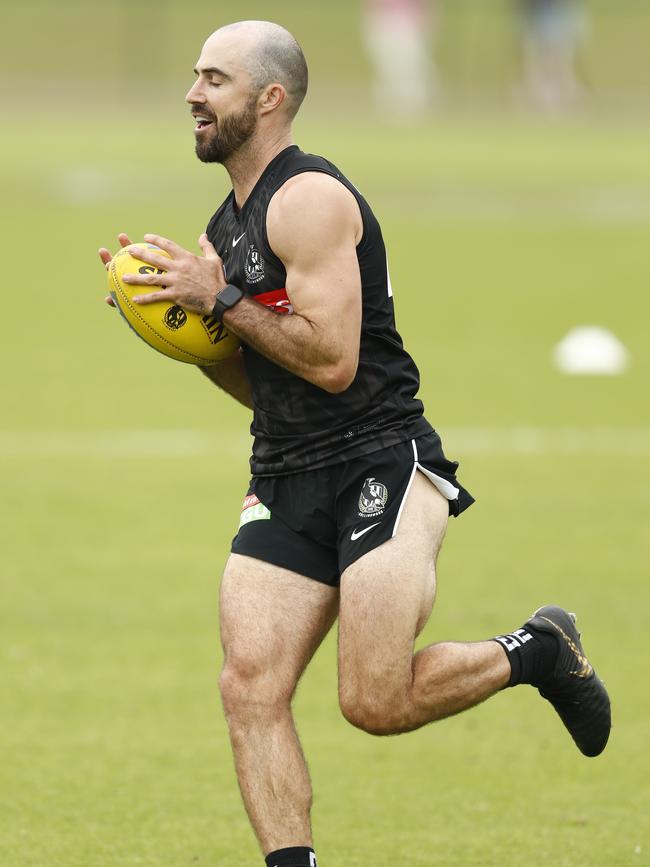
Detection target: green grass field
<box><xmin>2</xmin><ymin>54</ymin><xmax>650</xmax><ymax>867</ymax></box>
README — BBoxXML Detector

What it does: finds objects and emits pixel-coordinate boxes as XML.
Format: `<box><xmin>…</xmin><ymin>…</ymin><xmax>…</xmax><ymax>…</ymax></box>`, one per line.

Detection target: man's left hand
<box><xmin>124</xmin><ymin>233</ymin><xmax>226</xmax><ymax>316</ymax></box>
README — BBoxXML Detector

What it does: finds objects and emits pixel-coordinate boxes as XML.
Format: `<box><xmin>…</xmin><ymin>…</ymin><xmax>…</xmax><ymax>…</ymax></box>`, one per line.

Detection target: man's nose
<box><xmin>185</xmin><ymin>80</ymin><xmax>204</xmax><ymax>103</ymax></box>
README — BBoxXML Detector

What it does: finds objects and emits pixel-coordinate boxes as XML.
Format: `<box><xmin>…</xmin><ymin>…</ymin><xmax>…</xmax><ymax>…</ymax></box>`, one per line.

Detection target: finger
<box><xmin>122</xmin><ymin>271</ymin><xmax>173</xmax><ymax>287</ymax></box>
<box><xmin>127</xmin><ymin>245</ymin><xmax>172</xmax><ymax>271</ymax></box>
<box><xmin>143</xmin><ymin>233</ymin><xmax>185</xmax><ymax>258</ymax></box>
<box><xmin>132</xmin><ymin>289</ymin><xmax>178</xmax><ymax>305</ymax></box>
<box><xmin>105</xmin><ymin>295</ymin><xmax>117</xmax><ymax>307</ymax></box>
<box><xmin>99</xmin><ymin>234</ymin><xmax>132</xmax><ymax>269</ymax></box>
<box><xmin>198</xmin><ymin>232</ymin><xmax>220</xmax><ymax>261</ymax></box>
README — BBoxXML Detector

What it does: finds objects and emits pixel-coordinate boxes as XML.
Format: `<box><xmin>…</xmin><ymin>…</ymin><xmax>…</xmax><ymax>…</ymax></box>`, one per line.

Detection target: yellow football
<box><xmin>108</xmin><ymin>243</ymin><xmax>240</xmax><ymax>365</ymax></box>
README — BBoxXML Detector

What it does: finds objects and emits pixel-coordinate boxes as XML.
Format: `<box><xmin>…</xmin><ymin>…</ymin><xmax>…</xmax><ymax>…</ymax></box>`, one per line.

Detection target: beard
<box><xmin>194</xmin><ymin>96</ymin><xmax>259</xmax><ymax>164</ymax></box>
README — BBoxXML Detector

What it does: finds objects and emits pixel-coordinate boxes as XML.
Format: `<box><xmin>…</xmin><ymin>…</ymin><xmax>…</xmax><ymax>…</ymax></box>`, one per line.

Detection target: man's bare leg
<box><xmin>219</xmin><ymin>554</ymin><xmax>339</xmax><ymax>853</ymax></box>
<box><xmin>338</xmin><ymin>472</ymin><xmax>510</xmax><ymax>735</ymax></box>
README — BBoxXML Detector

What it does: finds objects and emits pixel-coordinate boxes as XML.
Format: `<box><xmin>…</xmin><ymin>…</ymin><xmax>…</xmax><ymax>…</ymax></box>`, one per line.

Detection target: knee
<box><xmin>217</xmin><ymin>663</ymin><xmax>244</xmax><ymax>716</ymax></box>
<box><xmin>219</xmin><ymin>656</ymin><xmax>291</xmax><ymax>719</ymax></box>
<box><xmin>339</xmin><ymin>689</ymin><xmax>403</xmax><ymax>737</ymax></box>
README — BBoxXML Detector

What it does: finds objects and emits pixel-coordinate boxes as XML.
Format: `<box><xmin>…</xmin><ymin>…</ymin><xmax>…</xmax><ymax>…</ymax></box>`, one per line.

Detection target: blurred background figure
<box><xmin>363</xmin><ymin>0</ymin><xmax>439</xmax><ymax>117</ymax></box>
<box><xmin>517</xmin><ymin>0</ymin><xmax>588</xmax><ymax>113</ymax></box>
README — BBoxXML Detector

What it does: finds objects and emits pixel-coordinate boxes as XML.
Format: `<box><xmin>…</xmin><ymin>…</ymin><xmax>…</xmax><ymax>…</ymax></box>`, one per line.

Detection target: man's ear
<box><xmin>260</xmin><ymin>83</ymin><xmax>286</xmax><ymax>114</ymax></box>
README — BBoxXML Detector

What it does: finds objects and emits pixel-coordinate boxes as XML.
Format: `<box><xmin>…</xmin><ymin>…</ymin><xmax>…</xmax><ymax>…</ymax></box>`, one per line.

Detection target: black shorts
<box><xmin>231</xmin><ymin>431</ymin><xmax>474</xmax><ymax>586</ymax></box>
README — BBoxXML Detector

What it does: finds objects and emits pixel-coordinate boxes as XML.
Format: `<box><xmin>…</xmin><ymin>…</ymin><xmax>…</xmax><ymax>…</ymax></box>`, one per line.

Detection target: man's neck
<box><xmin>225</xmin><ymin>128</ymin><xmax>294</xmax><ymax>209</ymax></box>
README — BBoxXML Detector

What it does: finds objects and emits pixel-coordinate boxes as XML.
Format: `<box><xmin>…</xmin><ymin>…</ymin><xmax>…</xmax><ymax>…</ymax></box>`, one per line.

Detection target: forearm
<box><xmin>223</xmin><ymin>297</ymin><xmax>355</xmax><ymax>393</ymax></box>
<box><xmin>199</xmin><ymin>348</ymin><xmax>254</xmax><ymax>409</ymax></box>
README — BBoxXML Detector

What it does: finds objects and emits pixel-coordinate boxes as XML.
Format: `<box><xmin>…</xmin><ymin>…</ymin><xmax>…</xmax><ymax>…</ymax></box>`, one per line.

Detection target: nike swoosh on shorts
<box><xmin>350</xmin><ymin>522</ymin><xmax>381</xmax><ymax>541</ymax></box>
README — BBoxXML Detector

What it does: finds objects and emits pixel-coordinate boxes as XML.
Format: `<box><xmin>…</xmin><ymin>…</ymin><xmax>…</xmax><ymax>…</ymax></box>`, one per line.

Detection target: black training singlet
<box><xmin>206</xmin><ymin>145</ymin><xmax>432</xmax><ymax>476</ymax></box>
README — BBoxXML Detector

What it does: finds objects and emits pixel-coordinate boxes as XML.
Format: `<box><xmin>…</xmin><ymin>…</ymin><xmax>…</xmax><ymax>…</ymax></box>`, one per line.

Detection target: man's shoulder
<box><xmin>267</xmin><ymin>149</ymin><xmax>365</xmax><ymax>232</ymax></box>
<box><xmin>268</xmin><ymin>171</ymin><xmax>364</xmax><ymax>256</ymax></box>
<box><xmin>271</xmin><ymin>170</ymin><xmax>355</xmax><ymax>211</ymax></box>
<box><xmin>267</xmin><ymin>147</ymin><xmax>352</xmax><ymax>194</ymax></box>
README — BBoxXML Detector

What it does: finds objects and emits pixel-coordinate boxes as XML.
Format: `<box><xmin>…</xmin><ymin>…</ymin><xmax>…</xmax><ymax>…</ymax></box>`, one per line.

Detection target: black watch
<box><xmin>212</xmin><ymin>284</ymin><xmax>244</xmax><ymax>321</ymax></box>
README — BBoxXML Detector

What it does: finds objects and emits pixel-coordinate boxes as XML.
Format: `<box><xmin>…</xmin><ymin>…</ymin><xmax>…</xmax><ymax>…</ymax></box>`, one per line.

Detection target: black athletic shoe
<box><xmin>527</xmin><ymin>605</ymin><xmax>611</xmax><ymax>757</ymax></box>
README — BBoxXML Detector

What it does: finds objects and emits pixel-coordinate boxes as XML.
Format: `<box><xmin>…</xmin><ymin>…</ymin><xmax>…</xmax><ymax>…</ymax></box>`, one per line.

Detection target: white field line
<box><xmin>0</xmin><ymin>427</ymin><xmax>649</xmax><ymax>458</ymax></box>
<box><xmin>0</xmin><ymin>429</ymin><xmax>231</xmax><ymax>459</ymax></box>
<box><xmin>415</xmin><ymin>191</ymin><xmax>650</xmax><ymax>225</ymax></box>
<box><xmin>444</xmin><ymin>427</ymin><xmax>650</xmax><ymax>455</ymax></box>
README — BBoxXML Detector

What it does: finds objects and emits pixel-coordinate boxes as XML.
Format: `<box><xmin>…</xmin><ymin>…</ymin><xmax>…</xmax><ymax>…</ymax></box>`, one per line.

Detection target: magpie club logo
<box><xmin>245</xmin><ymin>244</ymin><xmax>265</xmax><ymax>284</ymax></box>
<box><xmin>358</xmin><ymin>477</ymin><xmax>388</xmax><ymax>517</ymax></box>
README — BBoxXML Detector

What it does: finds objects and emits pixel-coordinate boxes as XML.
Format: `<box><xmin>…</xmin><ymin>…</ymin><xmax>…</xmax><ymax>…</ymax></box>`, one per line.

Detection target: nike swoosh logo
<box><xmin>232</xmin><ymin>232</ymin><xmax>246</xmax><ymax>247</ymax></box>
<box><xmin>350</xmin><ymin>522</ymin><xmax>381</xmax><ymax>541</ymax></box>
<box><xmin>539</xmin><ymin>616</ymin><xmax>593</xmax><ymax>678</ymax></box>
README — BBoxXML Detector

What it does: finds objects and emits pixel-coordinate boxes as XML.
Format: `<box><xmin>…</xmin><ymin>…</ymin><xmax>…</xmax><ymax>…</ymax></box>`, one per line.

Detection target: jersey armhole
<box><xmin>260</xmin><ymin>167</ymin><xmax>369</xmax><ymax>271</ymax></box>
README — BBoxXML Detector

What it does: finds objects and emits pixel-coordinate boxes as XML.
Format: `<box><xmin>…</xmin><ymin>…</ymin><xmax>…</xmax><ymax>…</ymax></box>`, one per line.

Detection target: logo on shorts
<box><xmin>358</xmin><ymin>477</ymin><xmax>388</xmax><ymax>517</ymax></box>
<box><xmin>350</xmin><ymin>522</ymin><xmax>381</xmax><ymax>541</ymax></box>
<box><xmin>238</xmin><ymin>494</ymin><xmax>271</xmax><ymax>528</ymax></box>
<box><xmin>245</xmin><ymin>245</ymin><xmax>265</xmax><ymax>284</ymax></box>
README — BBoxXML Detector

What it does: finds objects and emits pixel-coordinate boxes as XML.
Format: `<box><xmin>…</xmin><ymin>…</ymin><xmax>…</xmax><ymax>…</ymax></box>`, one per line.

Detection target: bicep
<box><xmin>285</xmin><ymin>235</ymin><xmax>362</xmax><ymax>339</ymax></box>
<box><xmin>268</xmin><ymin>175</ymin><xmax>363</xmax><ymax>343</ymax></box>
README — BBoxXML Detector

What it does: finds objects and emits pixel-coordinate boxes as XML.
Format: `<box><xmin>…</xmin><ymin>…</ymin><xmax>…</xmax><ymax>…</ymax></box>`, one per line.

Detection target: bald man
<box><xmin>99</xmin><ymin>20</ymin><xmax>610</xmax><ymax>867</ymax></box>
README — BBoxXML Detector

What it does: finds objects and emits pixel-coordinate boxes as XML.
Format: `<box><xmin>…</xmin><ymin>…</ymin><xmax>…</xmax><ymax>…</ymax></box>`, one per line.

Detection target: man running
<box><xmin>99</xmin><ymin>21</ymin><xmax>610</xmax><ymax>867</ymax></box>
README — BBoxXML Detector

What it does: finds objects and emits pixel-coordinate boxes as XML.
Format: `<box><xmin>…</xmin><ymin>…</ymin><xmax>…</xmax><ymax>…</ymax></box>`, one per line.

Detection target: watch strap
<box><xmin>211</xmin><ymin>284</ymin><xmax>244</xmax><ymax>321</ymax></box>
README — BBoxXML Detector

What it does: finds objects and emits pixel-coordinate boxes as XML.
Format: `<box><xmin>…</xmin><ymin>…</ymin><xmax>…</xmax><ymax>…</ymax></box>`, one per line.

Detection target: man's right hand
<box><xmin>98</xmin><ymin>233</ymin><xmax>132</xmax><ymax>306</ymax></box>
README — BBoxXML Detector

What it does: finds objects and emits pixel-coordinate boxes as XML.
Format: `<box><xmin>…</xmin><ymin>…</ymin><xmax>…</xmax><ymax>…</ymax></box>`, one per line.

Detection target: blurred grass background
<box><xmin>3</xmin><ymin>0</ymin><xmax>650</xmax><ymax>108</ymax></box>
<box><xmin>1</xmin><ymin>2</ymin><xmax>649</xmax><ymax>866</ymax></box>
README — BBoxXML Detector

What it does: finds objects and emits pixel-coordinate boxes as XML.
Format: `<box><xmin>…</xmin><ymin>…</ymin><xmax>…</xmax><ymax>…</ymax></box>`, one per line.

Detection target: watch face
<box><xmin>219</xmin><ymin>284</ymin><xmax>243</xmax><ymax>307</ymax></box>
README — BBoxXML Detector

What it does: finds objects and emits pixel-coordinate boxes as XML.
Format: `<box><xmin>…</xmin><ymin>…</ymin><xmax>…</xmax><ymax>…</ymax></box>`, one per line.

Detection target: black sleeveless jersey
<box><xmin>205</xmin><ymin>145</ymin><xmax>432</xmax><ymax>476</ymax></box>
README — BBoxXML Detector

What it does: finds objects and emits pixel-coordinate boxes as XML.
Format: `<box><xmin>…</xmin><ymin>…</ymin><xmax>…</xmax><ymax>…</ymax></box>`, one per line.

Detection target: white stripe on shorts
<box><xmin>391</xmin><ymin>439</ymin><xmax>461</xmax><ymax>539</ymax></box>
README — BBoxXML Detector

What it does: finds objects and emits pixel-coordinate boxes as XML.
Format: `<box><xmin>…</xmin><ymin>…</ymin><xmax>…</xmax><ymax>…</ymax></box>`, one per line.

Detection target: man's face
<box><xmin>186</xmin><ymin>33</ymin><xmax>259</xmax><ymax>164</ymax></box>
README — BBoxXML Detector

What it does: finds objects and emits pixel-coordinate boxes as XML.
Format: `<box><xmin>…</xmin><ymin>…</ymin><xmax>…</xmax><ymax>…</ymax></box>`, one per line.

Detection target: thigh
<box><xmin>221</xmin><ymin>553</ymin><xmax>340</xmax><ymax>699</ymax></box>
<box><xmin>336</xmin><ymin>431</ymin><xmax>472</xmax><ymax>579</ymax></box>
<box><xmin>338</xmin><ymin>471</ymin><xmax>448</xmax><ymax>697</ymax></box>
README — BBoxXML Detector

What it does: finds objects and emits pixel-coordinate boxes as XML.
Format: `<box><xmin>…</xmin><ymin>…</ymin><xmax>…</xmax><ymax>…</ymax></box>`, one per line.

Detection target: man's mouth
<box><xmin>192</xmin><ymin>113</ymin><xmax>215</xmax><ymax>133</ymax></box>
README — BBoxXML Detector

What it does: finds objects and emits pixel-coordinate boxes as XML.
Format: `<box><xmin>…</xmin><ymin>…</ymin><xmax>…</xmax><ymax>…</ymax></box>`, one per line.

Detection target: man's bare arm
<box><xmin>222</xmin><ymin>172</ymin><xmax>363</xmax><ymax>393</ymax></box>
<box><xmin>199</xmin><ymin>349</ymin><xmax>253</xmax><ymax>409</ymax></box>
